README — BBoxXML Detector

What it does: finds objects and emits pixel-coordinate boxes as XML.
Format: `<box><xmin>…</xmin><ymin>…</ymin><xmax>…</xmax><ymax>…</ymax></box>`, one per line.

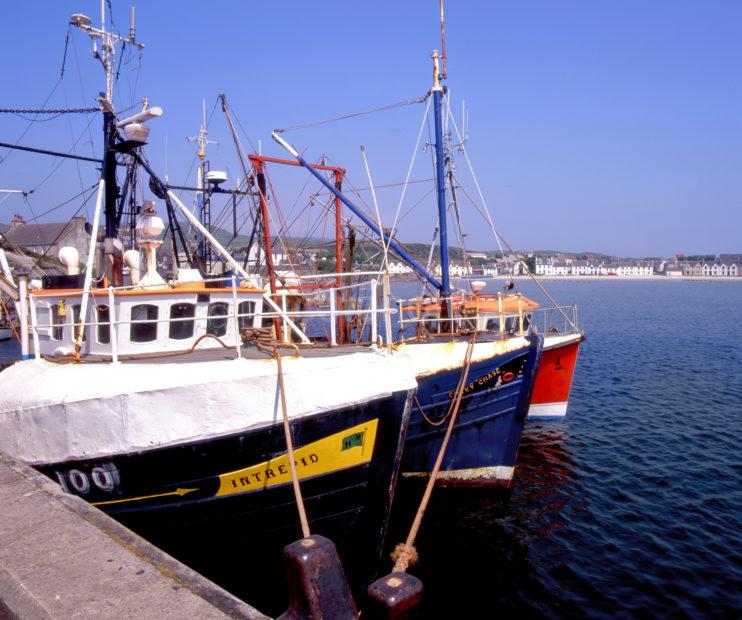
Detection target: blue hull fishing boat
<box><xmin>397</xmin><ymin>335</ymin><xmax>541</xmax><ymax>485</ymax></box>
<box><xmin>271</xmin><ymin>49</ymin><xmax>542</xmax><ymax>487</ymax></box>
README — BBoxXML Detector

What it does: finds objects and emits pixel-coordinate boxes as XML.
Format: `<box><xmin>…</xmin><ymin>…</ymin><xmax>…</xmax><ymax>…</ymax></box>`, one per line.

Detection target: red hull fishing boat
<box><xmin>399</xmin><ymin>290</ymin><xmax>583</xmax><ymax>419</ymax></box>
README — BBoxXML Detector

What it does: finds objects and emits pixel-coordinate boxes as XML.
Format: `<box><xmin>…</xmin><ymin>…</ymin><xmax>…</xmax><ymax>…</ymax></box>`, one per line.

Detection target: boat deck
<box><xmin>40</xmin><ymin>331</ymin><xmax>514</xmax><ymax>365</ymax></box>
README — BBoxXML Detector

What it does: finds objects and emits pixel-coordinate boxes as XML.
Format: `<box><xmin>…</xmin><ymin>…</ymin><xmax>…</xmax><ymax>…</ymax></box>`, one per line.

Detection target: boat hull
<box><xmin>0</xmin><ymin>327</ymin><xmax>11</xmax><ymax>341</ymax></box>
<box><xmin>36</xmin><ymin>389</ymin><xmax>413</xmax><ymax>601</ymax></box>
<box><xmin>399</xmin><ymin>335</ymin><xmax>542</xmax><ymax>487</ymax></box>
<box><xmin>528</xmin><ymin>333</ymin><xmax>582</xmax><ymax>419</ymax></box>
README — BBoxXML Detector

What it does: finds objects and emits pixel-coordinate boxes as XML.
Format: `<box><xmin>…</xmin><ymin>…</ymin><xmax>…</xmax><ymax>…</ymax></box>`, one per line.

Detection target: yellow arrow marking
<box><xmin>91</xmin><ymin>487</ymin><xmax>198</xmax><ymax>507</ymax></box>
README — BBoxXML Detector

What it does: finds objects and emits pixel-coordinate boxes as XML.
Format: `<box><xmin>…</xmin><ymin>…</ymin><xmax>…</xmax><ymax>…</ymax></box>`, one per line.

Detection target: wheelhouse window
<box><xmin>238</xmin><ymin>301</ymin><xmax>256</xmax><ymax>330</ymax></box>
<box><xmin>49</xmin><ymin>304</ymin><xmax>63</xmax><ymax>341</ymax></box>
<box><xmin>130</xmin><ymin>304</ymin><xmax>158</xmax><ymax>342</ymax></box>
<box><xmin>207</xmin><ymin>302</ymin><xmax>229</xmax><ymax>337</ymax></box>
<box><xmin>72</xmin><ymin>305</ymin><xmax>86</xmax><ymax>342</ymax></box>
<box><xmin>96</xmin><ymin>305</ymin><xmax>110</xmax><ymax>344</ymax></box>
<box><xmin>169</xmin><ymin>303</ymin><xmax>195</xmax><ymax>340</ymax></box>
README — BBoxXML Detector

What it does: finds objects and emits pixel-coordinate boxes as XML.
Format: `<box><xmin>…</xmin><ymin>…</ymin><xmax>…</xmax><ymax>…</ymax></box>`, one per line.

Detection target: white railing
<box><xmin>396</xmin><ymin>297</ymin><xmax>578</xmax><ymax>342</ymax></box>
<box><xmin>26</xmin><ymin>272</ymin><xmax>396</xmax><ymax>361</ymax></box>
<box><xmin>265</xmin><ymin>271</ymin><xmax>394</xmax><ymax>347</ymax></box>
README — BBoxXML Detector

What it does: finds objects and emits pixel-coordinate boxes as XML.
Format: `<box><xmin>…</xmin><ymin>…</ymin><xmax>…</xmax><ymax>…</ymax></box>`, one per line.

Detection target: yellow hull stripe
<box><xmin>216</xmin><ymin>419</ymin><xmax>379</xmax><ymax>497</ymax></box>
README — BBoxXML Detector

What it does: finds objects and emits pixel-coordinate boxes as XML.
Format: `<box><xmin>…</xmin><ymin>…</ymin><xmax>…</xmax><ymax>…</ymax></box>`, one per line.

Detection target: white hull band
<box><xmin>402</xmin><ymin>465</ymin><xmax>515</xmax><ymax>485</ymax></box>
<box><xmin>527</xmin><ymin>402</ymin><xmax>568</xmax><ymax>418</ymax></box>
<box><xmin>0</xmin><ymin>350</ymin><xmax>417</xmax><ymax>465</ymax></box>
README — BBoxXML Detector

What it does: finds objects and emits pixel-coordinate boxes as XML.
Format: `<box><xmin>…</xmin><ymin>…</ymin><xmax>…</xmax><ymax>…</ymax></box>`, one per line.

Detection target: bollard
<box><xmin>366</xmin><ymin>572</ymin><xmax>423</xmax><ymax>619</ymax></box>
<box><xmin>278</xmin><ymin>535</ymin><xmax>358</xmax><ymax>620</ymax></box>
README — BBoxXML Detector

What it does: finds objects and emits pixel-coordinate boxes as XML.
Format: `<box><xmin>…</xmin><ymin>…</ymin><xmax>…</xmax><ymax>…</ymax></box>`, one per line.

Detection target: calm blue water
<box><xmin>0</xmin><ymin>337</ymin><xmax>20</xmax><ymax>364</ymax></box>
<box><xmin>388</xmin><ymin>279</ymin><xmax>742</xmax><ymax>618</ymax></box>
<box><xmin>3</xmin><ymin>281</ymin><xmax>740</xmax><ymax>616</ymax></box>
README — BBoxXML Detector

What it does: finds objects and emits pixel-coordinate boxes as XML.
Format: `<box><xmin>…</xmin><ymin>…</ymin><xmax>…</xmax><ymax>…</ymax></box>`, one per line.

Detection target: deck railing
<box><xmin>395</xmin><ymin>296</ymin><xmax>578</xmax><ymax>342</ymax></box>
<box><xmin>26</xmin><ymin>272</ymin><xmax>395</xmax><ymax>362</ymax></box>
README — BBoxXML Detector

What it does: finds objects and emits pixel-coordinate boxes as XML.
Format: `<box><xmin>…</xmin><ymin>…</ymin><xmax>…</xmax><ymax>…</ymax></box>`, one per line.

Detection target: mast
<box><xmin>70</xmin><ymin>3</ymin><xmax>145</xmax><ymax>284</ymax></box>
<box><xmin>431</xmin><ymin>50</ymin><xmax>452</xmax><ymax>318</ymax></box>
<box><xmin>189</xmin><ymin>100</ymin><xmax>216</xmax><ymax>272</ymax></box>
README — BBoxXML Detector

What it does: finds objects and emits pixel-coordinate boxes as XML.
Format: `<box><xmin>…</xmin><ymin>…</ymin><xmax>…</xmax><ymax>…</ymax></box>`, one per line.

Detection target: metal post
<box><xmin>370</xmin><ymin>279</ymin><xmax>378</xmax><ymax>345</ymax></box>
<box><xmin>281</xmin><ymin>290</ymin><xmax>289</xmax><ymax>343</ymax></box>
<box><xmin>498</xmin><ymin>292</ymin><xmax>504</xmax><ymax>336</ymax></box>
<box><xmin>28</xmin><ymin>293</ymin><xmax>40</xmax><ymax>361</ymax></box>
<box><xmin>108</xmin><ymin>286</ymin><xmax>119</xmax><ymax>363</ymax></box>
<box><xmin>329</xmin><ymin>287</ymin><xmax>337</xmax><ymax>346</ymax></box>
<box><xmin>334</xmin><ymin>171</ymin><xmax>346</xmax><ymax>343</ymax></box>
<box><xmin>77</xmin><ymin>179</ymin><xmax>106</xmax><ymax>356</ymax></box>
<box><xmin>383</xmin><ymin>273</ymin><xmax>393</xmax><ymax>353</ymax></box>
<box><xmin>518</xmin><ymin>295</ymin><xmax>524</xmax><ymax>336</ymax></box>
<box><xmin>231</xmin><ymin>276</ymin><xmax>242</xmax><ymax>359</ymax></box>
<box><xmin>17</xmin><ymin>274</ymin><xmax>30</xmax><ymax>360</ymax></box>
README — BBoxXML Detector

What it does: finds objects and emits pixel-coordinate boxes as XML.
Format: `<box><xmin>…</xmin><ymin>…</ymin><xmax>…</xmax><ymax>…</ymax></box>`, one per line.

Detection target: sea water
<box><xmin>387</xmin><ymin>279</ymin><xmax>742</xmax><ymax>618</ymax></box>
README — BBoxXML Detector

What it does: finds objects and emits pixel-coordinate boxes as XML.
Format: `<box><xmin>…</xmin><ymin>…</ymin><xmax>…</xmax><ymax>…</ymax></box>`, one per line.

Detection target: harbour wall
<box><xmin>0</xmin><ymin>451</ymin><xmax>269</xmax><ymax>619</ymax></box>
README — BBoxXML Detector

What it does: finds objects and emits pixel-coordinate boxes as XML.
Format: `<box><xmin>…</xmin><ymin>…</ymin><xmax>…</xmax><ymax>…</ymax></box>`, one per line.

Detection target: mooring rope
<box><xmin>274</xmin><ymin>349</ymin><xmax>311</xmax><ymax>539</ymax></box>
<box><xmin>392</xmin><ymin>333</ymin><xmax>477</xmax><ymax>572</ymax></box>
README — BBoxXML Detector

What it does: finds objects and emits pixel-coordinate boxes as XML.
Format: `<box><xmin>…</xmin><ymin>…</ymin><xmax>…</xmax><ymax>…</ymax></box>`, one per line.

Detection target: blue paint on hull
<box><xmin>402</xmin><ymin>335</ymin><xmax>542</xmax><ymax>482</ymax></box>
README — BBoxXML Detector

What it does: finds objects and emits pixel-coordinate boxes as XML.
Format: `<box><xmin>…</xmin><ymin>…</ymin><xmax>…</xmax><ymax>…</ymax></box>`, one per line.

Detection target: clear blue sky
<box><xmin>2</xmin><ymin>1</ymin><xmax>741</xmax><ymax>257</ymax></box>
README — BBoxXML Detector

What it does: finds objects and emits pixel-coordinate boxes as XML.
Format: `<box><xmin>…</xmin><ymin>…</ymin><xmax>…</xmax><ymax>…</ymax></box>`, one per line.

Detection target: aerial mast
<box><xmin>70</xmin><ymin>3</ymin><xmax>145</xmax><ymax>284</ymax></box>
<box><xmin>188</xmin><ymin>100</ymin><xmax>217</xmax><ymax>271</ymax></box>
<box><xmin>431</xmin><ymin>49</ymin><xmax>452</xmax><ymax>320</ymax></box>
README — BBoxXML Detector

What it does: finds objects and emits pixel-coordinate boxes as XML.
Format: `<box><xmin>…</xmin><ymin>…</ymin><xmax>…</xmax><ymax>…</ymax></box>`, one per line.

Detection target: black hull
<box><xmin>37</xmin><ymin>389</ymin><xmax>413</xmax><ymax>612</ymax></box>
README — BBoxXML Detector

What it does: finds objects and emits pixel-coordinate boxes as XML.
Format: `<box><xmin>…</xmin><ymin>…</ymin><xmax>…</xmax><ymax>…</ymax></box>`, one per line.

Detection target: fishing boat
<box><xmin>269</xmin><ymin>49</ymin><xmax>543</xmax><ymax>487</ymax></box>
<box><xmin>0</xmin><ymin>7</ymin><xmax>420</xmax><ymax>605</ymax></box>
<box><xmin>398</xmin><ymin>286</ymin><xmax>584</xmax><ymax>419</ymax></box>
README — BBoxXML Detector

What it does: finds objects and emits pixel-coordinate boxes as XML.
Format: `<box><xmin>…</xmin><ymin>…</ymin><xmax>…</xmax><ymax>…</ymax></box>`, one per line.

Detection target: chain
<box><xmin>0</xmin><ymin>107</ymin><xmax>99</xmax><ymax>114</ymax></box>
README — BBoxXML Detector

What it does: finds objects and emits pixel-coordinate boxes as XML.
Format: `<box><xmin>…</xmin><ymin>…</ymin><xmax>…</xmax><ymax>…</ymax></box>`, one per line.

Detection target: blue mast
<box><xmin>431</xmin><ymin>50</ymin><xmax>451</xmax><ymax>309</ymax></box>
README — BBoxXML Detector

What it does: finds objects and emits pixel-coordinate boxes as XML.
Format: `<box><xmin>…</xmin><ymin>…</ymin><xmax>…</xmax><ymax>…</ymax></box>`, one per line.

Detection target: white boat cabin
<box><xmin>31</xmin><ymin>283</ymin><xmax>270</xmax><ymax>358</ymax></box>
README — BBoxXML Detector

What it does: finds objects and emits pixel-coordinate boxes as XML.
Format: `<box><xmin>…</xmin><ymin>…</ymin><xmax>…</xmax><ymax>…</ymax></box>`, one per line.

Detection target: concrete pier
<box><xmin>0</xmin><ymin>452</ymin><xmax>269</xmax><ymax>619</ymax></box>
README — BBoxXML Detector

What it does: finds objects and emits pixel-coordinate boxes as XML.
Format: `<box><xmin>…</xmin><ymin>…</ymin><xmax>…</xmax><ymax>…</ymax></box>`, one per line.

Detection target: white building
<box><xmin>387</xmin><ymin>260</ymin><xmax>413</xmax><ymax>275</ymax></box>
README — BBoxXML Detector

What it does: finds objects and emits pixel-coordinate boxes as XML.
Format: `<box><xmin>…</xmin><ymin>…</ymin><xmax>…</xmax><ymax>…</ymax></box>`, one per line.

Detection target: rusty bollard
<box><xmin>278</xmin><ymin>535</ymin><xmax>358</xmax><ymax>620</ymax></box>
<box><xmin>365</xmin><ymin>572</ymin><xmax>423</xmax><ymax>619</ymax></box>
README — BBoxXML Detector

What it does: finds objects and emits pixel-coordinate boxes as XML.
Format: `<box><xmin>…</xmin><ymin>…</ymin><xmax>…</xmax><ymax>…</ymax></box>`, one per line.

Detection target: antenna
<box><xmin>129</xmin><ymin>6</ymin><xmax>136</xmax><ymax>43</ymax></box>
<box><xmin>187</xmin><ymin>100</ymin><xmax>218</xmax><ymax>271</ymax></box>
<box><xmin>69</xmin><ymin>3</ymin><xmax>145</xmax><ymax>106</ymax></box>
<box><xmin>439</xmin><ymin>0</ymin><xmax>448</xmax><ymax>79</ymax></box>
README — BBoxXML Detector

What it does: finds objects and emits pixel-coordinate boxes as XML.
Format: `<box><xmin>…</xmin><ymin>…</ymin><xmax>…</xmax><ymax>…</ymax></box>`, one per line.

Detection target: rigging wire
<box><xmin>360</xmin><ymin>146</ymin><xmax>389</xmax><ymax>271</ymax></box>
<box><xmin>0</xmin><ymin>80</ymin><xmax>64</xmax><ymax>165</ymax></box>
<box><xmin>69</xmin><ymin>33</ymin><xmax>98</xmax><ymax>163</ymax></box>
<box><xmin>274</xmin><ymin>94</ymin><xmax>429</xmax><ymax>133</ymax></box>
<box><xmin>445</xmin><ymin>98</ymin><xmax>506</xmax><ymax>260</ymax></box>
<box><xmin>384</xmin><ymin>96</ymin><xmax>432</xmax><ymax>261</ymax></box>
<box><xmin>26</xmin><ymin>111</ymin><xmax>100</xmax><ymax>195</ymax></box>
<box><xmin>24</xmin><ymin>183</ymin><xmax>98</xmax><ymax>222</ymax></box>
<box><xmin>451</xmin><ymin>173</ymin><xmax>576</xmax><ymax>329</ymax></box>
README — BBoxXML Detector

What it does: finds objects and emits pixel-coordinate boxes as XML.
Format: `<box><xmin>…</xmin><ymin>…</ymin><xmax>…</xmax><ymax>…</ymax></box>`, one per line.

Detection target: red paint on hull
<box><xmin>530</xmin><ymin>339</ymin><xmax>581</xmax><ymax>414</ymax></box>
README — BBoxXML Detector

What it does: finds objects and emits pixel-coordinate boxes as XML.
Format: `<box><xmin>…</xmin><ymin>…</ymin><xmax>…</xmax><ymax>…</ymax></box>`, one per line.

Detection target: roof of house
<box><xmin>4</xmin><ymin>217</ymin><xmax>86</xmax><ymax>248</ymax></box>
